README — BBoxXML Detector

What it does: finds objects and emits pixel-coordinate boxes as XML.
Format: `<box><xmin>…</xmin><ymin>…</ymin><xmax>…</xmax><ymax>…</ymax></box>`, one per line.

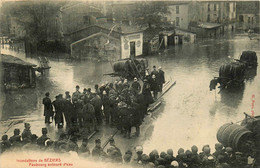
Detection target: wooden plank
<box><xmin>147</xmin><ymin>81</ymin><xmax>176</xmax><ymax>112</ymax></box>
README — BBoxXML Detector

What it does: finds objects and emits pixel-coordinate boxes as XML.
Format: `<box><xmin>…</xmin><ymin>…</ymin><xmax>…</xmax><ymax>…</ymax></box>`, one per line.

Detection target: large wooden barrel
<box><xmin>113</xmin><ymin>60</ymin><xmax>130</xmax><ymax>73</ymax></box>
<box><xmin>219</xmin><ymin>62</ymin><xmax>245</xmax><ymax>81</ymax></box>
<box><xmin>217</xmin><ymin>123</ymin><xmax>252</xmax><ymax>151</ymax></box>
<box><xmin>112</xmin><ymin>58</ymin><xmax>148</xmax><ymax>79</ymax></box>
<box><xmin>240</xmin><ymin>51</ymin><xmax>258</xmax><ymax>67</ymax></box>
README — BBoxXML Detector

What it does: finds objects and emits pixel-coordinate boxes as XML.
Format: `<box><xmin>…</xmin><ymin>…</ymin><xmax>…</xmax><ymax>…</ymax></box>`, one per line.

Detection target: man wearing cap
<box><xmin>42</xmin><ymin>92</ymin><xmax>53</xmax><ymax>124</ymax></box>
<box><xmin>190</xmin><ymin>145</ymin><xmax>201</xmax><ymax>167</ymax></box>
<box><xmin>9</xmin><ymin>128</ymin><xmax>22</xmax><ymax>145</ymax></box>
<box><xmin>151</xmin><ymin>65</ymin><xmax>159</xmax><ymax>77</ymax></box>
<box><xmin>64</xmin><ymin>91</ymin><xmax>74</xmax><ymax>127</ymax></box>
<box><xmin>131</xmin><ymin>77</ymin><xmax>141</xmax><ymax>95</ymax></box>
<box><xmin>72</xmin><ymin>85</ymin><xmax>82</xmax><ymax>123</ymax></box>
<box><xmin>94</xmin><ymin>84</ymin><xmax>101</xmax><ymax>96</ymax></box>
<box><xmin>65</xmin><ymin>91</ymin><xmax>71</xmax><ymax>102</ymax></box>
<box><xmin>91</xmin><ymin>91</ymin><xmax>103</xmax><ymax>124</ymax></box>
<box><xmin>72</xmin><ymin>85</ymin><xmax>81</xmax><ymax>103</ymax></box>
<box><xmin>101</xmin><ymin>90</ymin><xmax>110</xmax><ymax>124</ymax></box>
<box><xmin>82</xmin><ymin>99</ymin><xmax>97</xmax><ymax>132</ymax></box>
<box><xmin>1</xmin><ymin>135</ymin><xmax>11</xmax><ymax>153</ymax></box>
<box><xmin>150</xmin><ymin>74</ymin><xmax>159</xmax><ymax>100</ymax></box>
<box><xmin>142</xmin><ymin>79</ymin><xmax>154</xmax><ymax>106</ymax></box>
<box><xmin>52</xmin><ymin>94</ymin><xmax>64</xmax><ymax>128</ymax></box>
<box><xmin>157</xmin><ymin>67</ymin><xmax>165</xmax><ymax>92</ymax></box>
<box><xmin>37</xmin><ymin>128</ymin><xmax>49</xmax><ymax>147</ymax></box>
<box><xmin>21</xmin><ymin>123</ymin><xmax>32</xmax><ymax>143</ymax></box>
<box><xmin>92</xmin><ymin>139</ymin><xmax>105</xmax><ymax>158</ymax></box>
<box><xmin>107</xmin><ymin>138</ymin><xmax>122</xmax><ymax>162</ymax></box>
<box><xmin>123</xmin><ymin>79</ymin><xmax>130</xmax><ymax>89</ymax></box>
<box><xmin>78</xmin><ymin>138</ymin><xmax>90</xmax><ymax>158</ymax></box>
<box><xmin>107</xmin><ymin>138</ymin><xmax>122</xmax><ymax>158</ymax></box>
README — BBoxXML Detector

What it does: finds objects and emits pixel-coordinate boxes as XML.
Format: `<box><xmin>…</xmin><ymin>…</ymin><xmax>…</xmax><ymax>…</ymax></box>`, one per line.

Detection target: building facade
<box><xmin>68</xmin><ymin>23</ymin><xmax>143</xmax><ymax>60</ymax></box>
<box><xmin>236</xmin><ymin>1</ymin><xmax>260</xmax><ymax>30</ymax></box>
<box><xmin>166</xmin><ymin>2</ymin><xmax>190</xmax><ymax>30</ymax></box>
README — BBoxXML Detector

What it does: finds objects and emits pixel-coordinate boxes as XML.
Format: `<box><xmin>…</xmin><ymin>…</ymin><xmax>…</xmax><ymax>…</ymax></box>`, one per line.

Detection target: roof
<box><xmin>143</xmin><ymin>28</ymin><xmax>161</xmax><ymax>41</ymax></box>
<box><xmin>196</xmin><ymin>22</ymin><xmax>222</xmax><ymax>29</ymax></box>
<box><xmin>95</xmin><ymin>22</ymin><xmax>143</xmax><ymax>35</ymax></box>
<box><xmin>166</xmin><ymin>1</ymin><xmax>190</xmax><ymax>6</ymax></box>
<box><xmin>72</xmin><ymin>22</ymin><xmax>143</xmax><ymax>36</ymax></box>
<box><xmin>1</xmin><ymin>54</ymin><xmax>36</xmax><ymax>67</ymax></box>
<box><xmin>175</xmin><ymin>28</ymin><xmax>196</xmax><ymax>35</ymax></box>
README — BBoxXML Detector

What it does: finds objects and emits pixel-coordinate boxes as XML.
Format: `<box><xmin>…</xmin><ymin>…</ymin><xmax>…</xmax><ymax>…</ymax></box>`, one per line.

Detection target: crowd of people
<box><xmin>0</xmin><ymin>64</ymin><xmax>258</xmax><ymax>167</ymax></box>
<box><xmin>0</xmin><ymin>123</ymin><xmax>255</xmax><ymax>168</ymax></box>
<box><xmin>42</xmin><ymin>65</ymin><xmax>165</xmax><ymax>138</ymax></box>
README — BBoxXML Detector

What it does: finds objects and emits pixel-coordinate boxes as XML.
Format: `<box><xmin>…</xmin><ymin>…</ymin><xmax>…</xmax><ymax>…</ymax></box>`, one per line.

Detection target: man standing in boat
<box><xmin>150</xmin><ymin>74</ymin><xmax>159</xmax><ymax>100</ymax></box>
<box><xmin>157</xmin><ymin>67</ymin><xmax>165</xmax><ymax>92</ymax></box>
<box><xmin>151</xmin><ymin>65</ymin><xmax>159</xmax><ymax>77</ymax></box>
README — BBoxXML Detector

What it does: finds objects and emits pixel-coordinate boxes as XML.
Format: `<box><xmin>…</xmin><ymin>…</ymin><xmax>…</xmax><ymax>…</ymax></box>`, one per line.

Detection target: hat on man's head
<box><xmin>45</xmin><ymin>92</ymin><xmax>50</xmax><ymax>96</ymax></box>
<box><xmin>109</xmin><ymin>138</ymin><xmax>115</xmax><ymax>143</ymax></box>
<box><xmin>76</xmin><ymin>85</ymin><xmax>80</xmax><ymax>88</ymax></box>
<box><xmin>24</xmin><ymin>123</ymin><xmax>31</xmax><ymax>128</ymax></box>
<box><xmin>95</xmin><ymin>139</ymin><xmax>101</xmax><ymax>143</ymax></box>
<box><xmin>42</xmin><ymin>128</ymin><xmax>47</xmax><ymax>134</ymax></box>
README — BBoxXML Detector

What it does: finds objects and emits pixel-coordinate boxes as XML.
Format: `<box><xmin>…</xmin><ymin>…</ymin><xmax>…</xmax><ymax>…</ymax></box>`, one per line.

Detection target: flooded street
<box><xmin>1</xmin><ymin>32</ymin><xmax>260</xmax><ymax>155</ymax></box>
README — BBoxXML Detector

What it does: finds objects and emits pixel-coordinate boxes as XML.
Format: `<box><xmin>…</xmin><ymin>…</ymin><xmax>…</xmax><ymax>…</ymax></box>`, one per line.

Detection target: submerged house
<box><xmin>1</xmin><ymin>54</ymin><xmax>36</xmax><ymax>90</ymax></box>
<box><xmin>143</xmin><ymin>28</ymin><xmax>161</xmax><ymax>56</ymax></box>
<box><xmin>190</xmin><ymin>22</ymin><xmax>223</xmax><ymax>38</ymax></box>
<box><xmin>67</xmin><ymin>23</ymin><xmax>143</xmax><ymax>61</ymax></box>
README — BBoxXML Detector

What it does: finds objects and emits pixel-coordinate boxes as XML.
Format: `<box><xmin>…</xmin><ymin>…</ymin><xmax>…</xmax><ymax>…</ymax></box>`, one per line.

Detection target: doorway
<box><xmin>130</xmin><ymin>41</ymin><xmax>136</xmax><ymax>58</ymax></box>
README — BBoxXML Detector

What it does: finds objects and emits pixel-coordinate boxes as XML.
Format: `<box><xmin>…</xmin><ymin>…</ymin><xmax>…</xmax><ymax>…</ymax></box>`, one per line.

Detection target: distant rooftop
<box><xmin>143</xmin><ymin>27</ymin><xmax>161</xmax><ymax>41</ymax></box>
<box><xmin>95</xmin><ymin>22</ymin><xmax>143</xmax><ymax>35</ymax></box>
<box><xmin>71</xmin><ymin>22</ymin><xmax>143</xmax><ymax>35</ymax></box>
<box><xmin>196</xmin><ymin>22</ymin><xmax>222</xmax><ymax>29</ymax></box>
<box><xmin>1</xmin><ymin>54</ymin><xmax>36</xmax><ymax>67</ymax></box>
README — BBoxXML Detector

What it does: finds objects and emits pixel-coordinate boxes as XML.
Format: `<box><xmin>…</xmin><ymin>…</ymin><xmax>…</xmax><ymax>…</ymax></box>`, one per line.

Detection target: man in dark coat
<box><xmin>64</xmin><ymin>92</ymin><xmax>74</xmax><ymax>128</ymax></box>
<box><xmin>72</xmin><ymin>85</ymin><xmax>82</xmax><ymax>122</ymax></box>
<box><xmin>21</xmin><ymin>123</ymin><xmax>32</xmax><ymax>143</ymax></box>
<box><xmin>52</xmin><ymin>95</ymin><xmax>64</xmax><ymax>128</ymax></box>
<box><xmin>78</xmin><ymin>138</ymin><xmax>90</xmax><ymax>157</ymax></box>
<box><xmin>9</xmin><ymin>128</ymin><xmax>22</xmax><ymax>145</ymax></box>
<box><xmin>92</xmin><ymin>139</ymin><xmax>106</xmax><ymax>158</ymax></box>
<box><xmin>157</xmin><ymin>67</ymin><xmax>165</xmax><ymax>92</ymax></box>
<box><xmin>42</xmin><ymin>92</ymin><xmax>53</xmax><ymax>124</ymax></box>
<box><xmin>36</xmin><ymin>128</ymin><xmax>49</xmax><ymax>147</ymax></box>
<box><xmin>142</xmin><ymin>79</ymin><xmax>154</xmax><ymax>106</ymax></box>
<box><xmin>151</xmin><ymin>65</ymin><xmax>159</xmax><ymax>77</ymax></box>
<box><xmin>91</xmin><ymin>92</ymin><xmax>103</xmax><ymax>124</ymax></box>
<box><xmin>150</xmin><ymin>74</ymin><xmax>159</xmax><ymax>100</ymax></box>
<box><xmin>82</xmin><ymin>100</ymin><xmax>97</xmax><ymax>133</ymax></box>
<box><xmin>1</xmin><ymin>135</ymin><xmax>11</xmax><ymax>153</ymax></box>
<box><xmin>101</xmin><ymin>91</ymin><xmax>110</xmax><ymax>124</ymax></box>
<box><xmin>131</xmin><ymin>77</ymin><xmax>141</xmax><ymax>95</ymax></box>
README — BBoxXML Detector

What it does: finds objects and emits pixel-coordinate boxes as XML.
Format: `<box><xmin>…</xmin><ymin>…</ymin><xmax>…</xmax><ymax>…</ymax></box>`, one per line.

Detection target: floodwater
<box><xmin>1</xmin><ymin>32</ymin><xmax>260</xmax><ymax>156</ymax></box>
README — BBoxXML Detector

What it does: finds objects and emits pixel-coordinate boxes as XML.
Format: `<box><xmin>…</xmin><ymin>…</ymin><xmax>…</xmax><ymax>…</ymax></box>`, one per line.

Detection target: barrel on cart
<box><xmin>111</xmin><ymin>58</ymin><xmax>148</xmax><ymax>80</ymax></box>
<box><xmin>239</xmin><ymin>51</ymin><xmax>258</xmax><ymax>68</ymax></box>
<box><xmin>217</xmin><ymin>123</ymin><xmax>253</xmax><ymax>152</ymax></box>
<box><xmin>218</xmin><ymin>62</ymin><xmax>246</xmax><ymax>88</ymax></box>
